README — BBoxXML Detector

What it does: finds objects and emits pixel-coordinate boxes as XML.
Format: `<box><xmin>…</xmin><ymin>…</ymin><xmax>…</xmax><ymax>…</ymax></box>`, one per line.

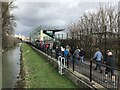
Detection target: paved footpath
<box><xmin>39</xmin><ymin>49</ymin><xmax>120</xmax><ymax>89</ymax></box>
<box><xmin>68</xmin><ymin>60</ymin><xmax>120</xmax><ymax>89</ymax></box>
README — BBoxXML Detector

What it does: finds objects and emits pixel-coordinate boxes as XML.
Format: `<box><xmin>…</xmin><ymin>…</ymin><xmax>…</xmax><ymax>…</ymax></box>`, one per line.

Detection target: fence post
<box><xmin>117</xmin><ymin>76</ymin><xmax>120</xmax><ymax>90</ymax></box>
<box><xmin>73</xmin><ymin>56</ymin><xmax>74</xmax><ymax>72</ymax></box>
<box><xmin>44</xmin><ymin>48</ymin><xmax>46</xmax><ymax>54</ymax></box>
<box><xmin>90</xmin><ymin>60</ymin><xmax>92</xmax><ymax>82</ymax></box>
<box><xmin>51</xmin><ymin>49</ymin><xmax>52</xmax><ymax>58</ymax></box>
<box><xmin>46</xmin><ymin>48</ymin><xmax>48</xmax><ymax>55</ymax></box>
<box><xmin>49</xmin><ymin>48</ymin><xmax>51</xmax><ymax>56</ymax></box>
<box><xmin>45</xmin><ymin>48</ymin><xmax>46</xmax><ymax>54</ymax></box>
<box><xmin>67</xmin><ymin>55</ymin><xmax>69</xmax><ymax>68</ymax></box>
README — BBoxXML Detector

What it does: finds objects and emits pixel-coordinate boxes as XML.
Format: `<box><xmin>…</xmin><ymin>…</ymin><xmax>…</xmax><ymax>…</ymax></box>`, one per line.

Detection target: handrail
<box><xmin>91</xmin><ymin>60</ymin><xmax>120</xmax><ymax>72</ymax></box>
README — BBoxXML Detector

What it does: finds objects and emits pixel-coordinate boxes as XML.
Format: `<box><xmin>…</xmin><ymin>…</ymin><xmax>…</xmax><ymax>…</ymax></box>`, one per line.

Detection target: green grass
<box><xmin>22</xmin><ymin>43</ymin><xmax>77</xmax><ymax>88</ymax></box>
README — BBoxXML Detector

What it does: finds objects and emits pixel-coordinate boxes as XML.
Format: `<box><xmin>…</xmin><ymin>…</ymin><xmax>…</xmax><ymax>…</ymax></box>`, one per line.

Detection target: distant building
<box><xmin>29</xmin><ymin>26</ymin><xmax>64</xmax><ymax>47</ymax></box>
<box><xmin>15</xmin><ymin>34</ymin><xmax>29</xmax><ymax>41</ymax></box>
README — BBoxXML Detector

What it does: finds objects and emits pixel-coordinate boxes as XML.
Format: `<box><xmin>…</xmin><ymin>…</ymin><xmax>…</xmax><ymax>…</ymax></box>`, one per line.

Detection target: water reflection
<box><xmin>2</xmin><ymin>45</ymin><xmax>20</xmax><ymax>88</ymax></box>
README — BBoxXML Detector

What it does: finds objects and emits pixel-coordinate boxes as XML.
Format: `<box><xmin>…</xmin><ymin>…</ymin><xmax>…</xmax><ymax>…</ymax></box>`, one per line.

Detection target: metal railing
<box><xmin>90</xmin><ymin>60</ymin><xmax>120</xmax><ymax>89</ymax></box>
<box><xmin>27</xmin><ymin>42</ymin><xmax>120</xmax><ymax>90</ymax></box>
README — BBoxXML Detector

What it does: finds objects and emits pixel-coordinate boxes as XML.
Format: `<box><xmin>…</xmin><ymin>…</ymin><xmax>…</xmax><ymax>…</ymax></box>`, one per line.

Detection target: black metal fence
<box><xmin>27</xmin><ymin>42</ymin><xmax>120</xmax><ymax>90</ymax></box>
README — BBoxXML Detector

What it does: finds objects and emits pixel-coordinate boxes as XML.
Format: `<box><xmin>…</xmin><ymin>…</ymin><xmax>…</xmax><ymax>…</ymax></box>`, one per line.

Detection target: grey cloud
<box><xmin>12</xmin><ymin>1</ymin><xmax>116</xmax><ymax>36</ymax></box>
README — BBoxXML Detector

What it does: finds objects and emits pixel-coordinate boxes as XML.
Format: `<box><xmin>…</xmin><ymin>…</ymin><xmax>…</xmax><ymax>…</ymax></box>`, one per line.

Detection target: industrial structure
<box><xmin>29</xmin><ymin>26</ymin><xmax>64</xmax><ymax>48</ymax></box>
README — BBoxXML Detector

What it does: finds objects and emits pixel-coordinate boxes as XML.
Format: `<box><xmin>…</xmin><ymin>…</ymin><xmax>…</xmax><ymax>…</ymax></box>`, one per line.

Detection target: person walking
<box><xmin>104</xmin><ymin>49</ymin><xmax>110</xmax><ymax>63</ymax></box>
<box><xmin>45</xmin><ymin>43</ymin><xmax>49</xmax><ymax>54</ymax></box>
<box><xmin>70</xmin><ymin>46</ymin><xmax>76</xmax><ymax>62</ymax></box>
<box><xmin>79</xmin><ymin>48</ymin><xmax>85</xmax><ymax>64</ymax></box>
<box><xmin>92</xmin><ymin>48</ymin><xmax>103</xmax><ymax>73</ymax></box>
<box><xmin>55</xmin><ymin>45</ymin><xmax>61</xmax><ymax>59</ymax></box>
<box><xmin>73</xmin><ymin>46</ymin><xmax>80</xmax><ymax>65</ymax></box>
<box><xmin>104</xmin><ymin>51</ymin><xmax>115</xmax><ymax>85</ymax></box>
<box><xmin>61</xmin><ymin>46</ymin><xmax>65</xmax><ymax>57</ymax></box>
<box><xmin>64</xmin><ymin>48</ymin><xmax>69</xmax><ymax>63</ymax></box>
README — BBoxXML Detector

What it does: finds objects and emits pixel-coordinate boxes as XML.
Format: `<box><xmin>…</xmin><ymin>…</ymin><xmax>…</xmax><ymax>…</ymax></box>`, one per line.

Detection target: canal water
<box><xmin>2</xmin><ymin>44</ymin><xmax>21</xmax><ymax>88</ymax></box>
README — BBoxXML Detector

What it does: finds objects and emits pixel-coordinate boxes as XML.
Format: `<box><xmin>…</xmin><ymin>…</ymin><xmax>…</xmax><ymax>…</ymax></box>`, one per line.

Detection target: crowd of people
<box><xmin>55</xmin><ymin>45</ymin><xmax>85</xmax><ymax>65</ymax></box>
<box><xmin>55</xmin><ymin>45</ymin><xmax>115</xmax><ymax>85</ymax></box>
<box><xmin>34</xmin><ymin>41</ymin><xmax>116</xmax><ymax>85</ymax></box>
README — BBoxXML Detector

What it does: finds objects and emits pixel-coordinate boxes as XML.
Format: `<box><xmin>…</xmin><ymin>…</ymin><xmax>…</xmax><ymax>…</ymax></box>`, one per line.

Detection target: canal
<box><xmin>2</xmin><ymin>44</ymin><xmax>21</xmax><ymax>88</ymax></box>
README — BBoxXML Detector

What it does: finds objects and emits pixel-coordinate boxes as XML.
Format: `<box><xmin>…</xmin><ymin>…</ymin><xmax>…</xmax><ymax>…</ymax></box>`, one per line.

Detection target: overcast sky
<box><xmin>11</xmin><ymin>0</ymin><xmax>119</xmax><ymax>37</ymax></box>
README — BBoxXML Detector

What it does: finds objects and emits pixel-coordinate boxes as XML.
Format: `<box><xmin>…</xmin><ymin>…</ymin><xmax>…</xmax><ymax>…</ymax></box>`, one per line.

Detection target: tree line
<box><xmin>60</xmin><ymin>5</ymin><xmax>119</xmax><ymax>65</ymax></box>
<box><xmin>1</xmin><ymin>1</ymin><xmax>21</xmax><ymax>50</ymax></box>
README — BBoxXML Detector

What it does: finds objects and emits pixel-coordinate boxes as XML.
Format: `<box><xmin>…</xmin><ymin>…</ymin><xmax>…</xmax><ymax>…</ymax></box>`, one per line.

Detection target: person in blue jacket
<box><xmin>92</xmin><ymin>48</ymin><xmax>103</xmax><ymax>73</ymax></box>
<box><xmin>64</xmin><ymin>48</ymin><xmax>69</xmax><ymax>62</ymax></box>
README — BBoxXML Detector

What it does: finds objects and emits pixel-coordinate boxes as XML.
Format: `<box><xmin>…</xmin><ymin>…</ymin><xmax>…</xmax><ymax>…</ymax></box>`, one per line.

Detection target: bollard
<box><xmin>90</xmin><ymin>60</ymin><xmax>92</xmax><ymax>82</ymax></box>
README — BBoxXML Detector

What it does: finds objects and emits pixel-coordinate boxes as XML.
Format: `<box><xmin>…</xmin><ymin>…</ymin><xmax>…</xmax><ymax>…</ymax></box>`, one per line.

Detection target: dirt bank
<box><xmin>15</xmin><ymin>45</ymin><xmax>25</xmax><ymax>88</ymax></box>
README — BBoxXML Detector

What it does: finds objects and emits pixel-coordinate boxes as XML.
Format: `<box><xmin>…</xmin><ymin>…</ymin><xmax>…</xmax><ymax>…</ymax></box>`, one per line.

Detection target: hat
<box><xmin>108</xmin><ymin>52</ymin><xmax>112</xmax><ymax>56</ymax></box>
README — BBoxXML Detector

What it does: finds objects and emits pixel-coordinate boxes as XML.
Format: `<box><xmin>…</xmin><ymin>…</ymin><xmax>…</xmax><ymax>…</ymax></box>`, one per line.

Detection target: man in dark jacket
<box><xmin>79</xmin><ymin>48</ymin><xmax>85</xmax><ymax>64</ymax></box>
<box><xmin>104</xmin><ymin>51</ymin><xmax>115</xmax><ymax>85</ymax></box>
<box><xmin>55</xmin><ymin>45</ymin><xmax>61</xmax><ymax>59</ymax></box>
<box><xmin>104</xmin><ymin>49</ymin><xmax>110</xmax><ymax>63</ymax></box>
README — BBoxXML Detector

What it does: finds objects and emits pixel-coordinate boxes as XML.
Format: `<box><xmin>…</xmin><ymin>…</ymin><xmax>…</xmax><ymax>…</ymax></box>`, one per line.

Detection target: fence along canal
<box><xmin>28</xmin><ymin>42</ymin><xmax>120</xmax><ymax>90</ymax></box>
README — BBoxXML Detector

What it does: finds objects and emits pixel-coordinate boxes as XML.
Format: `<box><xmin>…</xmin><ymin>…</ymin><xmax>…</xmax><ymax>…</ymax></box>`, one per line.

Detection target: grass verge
<box><xmin>22</xmin><ymin>43</ymin><xmax>77</xmax><ymax>88</ymax></box>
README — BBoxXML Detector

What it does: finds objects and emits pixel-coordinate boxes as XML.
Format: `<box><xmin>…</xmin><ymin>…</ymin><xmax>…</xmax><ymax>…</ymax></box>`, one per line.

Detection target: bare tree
<box><xmin>67</xmin><ymin>4</ymin><xmax>118</xmax><ymax>60</ymax></box>
<box><xmin>2</xmin><ymin>1</ymin><xmax>17</xmax><ymax>49</ymax></box>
